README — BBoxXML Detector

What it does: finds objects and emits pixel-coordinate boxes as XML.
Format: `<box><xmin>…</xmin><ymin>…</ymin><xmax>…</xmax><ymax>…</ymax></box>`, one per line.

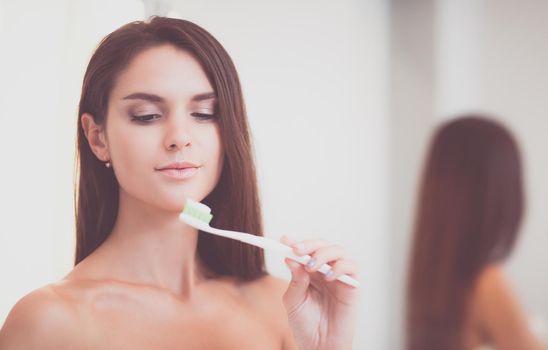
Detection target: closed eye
<box><xmin>191</xmin><ymin>112</ymin><xmax>219</xmax><ymax>121</ymax></box>
<box><xmin>130</xmin><ymin>114</ymin><xmax>161</xmax><ymax>123</ymax></box>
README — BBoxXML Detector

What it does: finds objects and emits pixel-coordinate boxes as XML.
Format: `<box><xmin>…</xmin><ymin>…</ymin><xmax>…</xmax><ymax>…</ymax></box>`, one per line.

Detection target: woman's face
<box><xmin>101</xmin><ymin>44</ymin><xmax>223</xmax><ymax>212</ymax></box>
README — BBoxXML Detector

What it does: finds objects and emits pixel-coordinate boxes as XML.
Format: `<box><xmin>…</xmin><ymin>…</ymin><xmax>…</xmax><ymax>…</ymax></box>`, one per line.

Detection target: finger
<box><xmin>280</xmin><ymin>236</ymin><xmax>330</xmax><ymax>256</ymax></box>
<box><xmin>305</xmin><ymin>245</ymin><xmax>346</xmax><ymax>273</ymax></box>
<box><xmin>282</xmin><ymin>258</ymin><xmax>310</xmax><ymax>315</ymax></box>
<box><xmin>280</xmin><ymin>235</ymin><xmax>298</xmax><ymax>246</ymax></box>
<box><xmin>323</xmin><ymin>259</ymin><xmax>359</xmax><ymax>282</ymax></box>
<box><xmin>291</xmin><ymin>239</ymin><xmax>332</xmax><ymax>256</ymax></box>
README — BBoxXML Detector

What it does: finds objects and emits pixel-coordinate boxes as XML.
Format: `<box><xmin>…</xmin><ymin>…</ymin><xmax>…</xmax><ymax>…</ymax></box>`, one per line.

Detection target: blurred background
<box><xmin>0</xmin><ymin>0</ymin><xmax>547</xmax><ymax>348</ymax></box>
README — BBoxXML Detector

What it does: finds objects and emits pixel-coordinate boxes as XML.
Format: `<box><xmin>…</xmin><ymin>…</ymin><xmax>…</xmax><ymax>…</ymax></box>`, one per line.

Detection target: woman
<box><xmin>0</xmin><ymin>17</ymin><xmax>359</xmax><ymax>349</ymax></box>
<box><xmin>407</xmin><ymin>116</ymin><xmax>544</xmax><ymax>350</ymax></box>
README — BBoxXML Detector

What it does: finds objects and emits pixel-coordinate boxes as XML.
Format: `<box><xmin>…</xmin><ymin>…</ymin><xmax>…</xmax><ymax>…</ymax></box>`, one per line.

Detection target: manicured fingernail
<box><xmin>325</xmin><ymin>270</ymin><xmax>335</xmax><ymax>279</ymax></box>
<box><xmin>306</xmin><ymin>258</ymin><xmax>316</xmax><ymax>268</ymax></box>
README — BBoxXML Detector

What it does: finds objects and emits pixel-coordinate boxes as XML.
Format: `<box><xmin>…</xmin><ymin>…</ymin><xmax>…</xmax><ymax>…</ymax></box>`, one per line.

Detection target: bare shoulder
<box><xmin>240</xmin><ymin>274</ymin><xmax>289</xmax><ymax>302</ymax></box>
<box><xmin>0</xmin><ymin>283</ymin><xmax>81</xmax><ymax>350</ymax></box>
<box><xmin>231</xmin><ymin>274</ymin><xmax>290</xmax><ymax>322</ymax></box>
<box><xmin>473</xmin><ymin>264</ymin><xmax>520</xmax><ymax>316</ymax></box>
<box><xmin>239</xmin><ymin>275</ymin><xmax>297</xmax><ymax>349</ymax></box>
<box><xmin>473</xmin><ymin>264</ymin><xmax>524</xmax><ymax>313</ymax></box>
<box><xmin>472</xmin><ymin>264</ymin><xmax>544</xmax><ymax>350</ymax></box>
<box><xmin>476</xmin><ymin>264</ymin><xmax>507</xmax><ymax>292</ymax></box>
<box><xmin>252</xmin><ymin>274</ymin><xmax>290</xmax><ymax>294</ymax></box>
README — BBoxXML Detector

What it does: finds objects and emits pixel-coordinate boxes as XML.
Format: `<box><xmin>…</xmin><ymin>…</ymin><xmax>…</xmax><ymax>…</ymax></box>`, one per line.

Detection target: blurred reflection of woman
<box><xmin>407</xmin><ymin>116</ymin><xmax>545</xmax><ymax>350</ymax></box>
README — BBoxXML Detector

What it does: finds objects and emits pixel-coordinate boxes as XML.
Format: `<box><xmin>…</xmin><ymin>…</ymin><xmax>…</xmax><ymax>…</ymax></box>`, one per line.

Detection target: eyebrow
<box><xmin>121</xmin><ymin>92</ymin><xmax>216</xmax><ymax>103</ymax></box>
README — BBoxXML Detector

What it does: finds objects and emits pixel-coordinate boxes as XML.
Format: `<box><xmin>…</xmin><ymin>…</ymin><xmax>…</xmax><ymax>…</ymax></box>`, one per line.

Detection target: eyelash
<box><xmin>130</xmin><ymin>113</ymin><xmax>218</xmax><ymax>123</ymax></box>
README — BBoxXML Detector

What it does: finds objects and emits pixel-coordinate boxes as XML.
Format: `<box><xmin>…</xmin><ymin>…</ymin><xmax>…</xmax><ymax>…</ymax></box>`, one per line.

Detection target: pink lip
<box><xmin>156</xmin><ymin>161</ymin><xmax>201</xmax><ymax>180</ymax></box>
<box><xmin>156</xmin><ymin>161</ymin><xmax>200</xmax><ymax>170</ymax></box>
<box><xmin>157</xmin><ymin>167</ymin><xmax>199</xmax><ymax>180</ymax></box>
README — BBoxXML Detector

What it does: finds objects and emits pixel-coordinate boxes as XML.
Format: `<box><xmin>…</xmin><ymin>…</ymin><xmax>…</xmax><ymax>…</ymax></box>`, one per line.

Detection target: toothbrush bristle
<box><xmin>182</xmin><ymin>199</ymin><xmax>213</xmax><ymax>224</ymax></box>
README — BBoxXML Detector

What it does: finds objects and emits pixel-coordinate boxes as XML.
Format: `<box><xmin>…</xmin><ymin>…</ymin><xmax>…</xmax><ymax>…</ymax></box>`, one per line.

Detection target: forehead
<box><xmin>110</xmin><ymin>44</ymin><xmax>213</xmax><ymax>101</ymax></box>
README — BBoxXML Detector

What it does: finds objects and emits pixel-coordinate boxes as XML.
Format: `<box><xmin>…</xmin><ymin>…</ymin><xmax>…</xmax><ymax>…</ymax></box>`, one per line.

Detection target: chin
<box><xmin>158</xmin><ymin>192</ymin><xmax>208</xmax><ymax>213</ymax></box>
<box><xmin>139</xmin><ymin>180</ymin><xmax>214</xmax><ymax>211</ymax></box>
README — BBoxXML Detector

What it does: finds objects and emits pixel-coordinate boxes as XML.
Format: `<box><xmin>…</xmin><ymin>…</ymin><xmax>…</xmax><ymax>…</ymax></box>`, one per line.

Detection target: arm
<box><xmin>0</xmin><ymin>287</ymin><xmax>80</xmax><ymax>350</ymax></box>
<box><xmin>475</xmin><ymin>265</ymin><xmax>545</xmax><ymax>350</ymax></box>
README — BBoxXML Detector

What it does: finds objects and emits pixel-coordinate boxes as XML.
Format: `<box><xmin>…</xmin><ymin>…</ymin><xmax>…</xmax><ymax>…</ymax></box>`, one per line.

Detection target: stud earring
<box><xmin>105</xmin><ymin>161</ymin><xmax>111</xmax><ymax>168</ymax></box>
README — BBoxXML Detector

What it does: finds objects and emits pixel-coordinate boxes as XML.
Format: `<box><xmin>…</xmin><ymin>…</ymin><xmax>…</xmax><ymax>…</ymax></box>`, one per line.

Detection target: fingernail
<box><xmin>306</xmin><ymin>258</ymin><xmax>316</xmax><ymax>268</ymax></box>
<box><xmin>325</xmin><ymin>270</ymin><xmax>335</xmax><ymax>279</ymax></box>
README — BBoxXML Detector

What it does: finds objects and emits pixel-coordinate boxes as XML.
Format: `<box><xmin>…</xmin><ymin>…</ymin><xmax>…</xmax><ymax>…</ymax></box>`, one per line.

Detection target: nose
<box><xmin>165</xmin><ymin>134</ymin><xmax>191</xmax><ymax>151</ymax></box>
<box><xmin>167</xmin><ymin>140</ymin><xmax>189</xmax><ymax>151</ymax></box>
<box><xmin>164</xmin><ymin>114</ymin><xmax>192</xmax><ymax>151</ymax></box>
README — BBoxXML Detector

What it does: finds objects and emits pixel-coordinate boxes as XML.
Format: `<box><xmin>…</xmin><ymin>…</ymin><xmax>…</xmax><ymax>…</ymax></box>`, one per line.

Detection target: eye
<box><xmin>191</xmin><ymin>112</ymin><xmax>219</xmax><ymax>121</ymax></box>
<box><xmin>130</xmin><ymin>114</ymin><xmax>162</xmax><ymax>123</ymax></box>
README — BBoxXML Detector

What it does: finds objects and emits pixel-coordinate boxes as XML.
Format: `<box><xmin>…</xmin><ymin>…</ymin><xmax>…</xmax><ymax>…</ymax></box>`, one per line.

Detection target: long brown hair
<box><xmin>406</xmin><ymin>116</ymin><xmax>524</xmax><ymax>349</ymax></box>
<box><xmin>75</xmin><ymin>16</ymin><xmax>265</xmax><ymax>280</ymax></box>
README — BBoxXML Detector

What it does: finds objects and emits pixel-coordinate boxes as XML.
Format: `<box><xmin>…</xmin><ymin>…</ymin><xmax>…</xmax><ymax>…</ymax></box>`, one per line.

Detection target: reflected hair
<box><xmin>406</xmin><ymin>115</ymin><xmax>524</xmax><ymax>350</ymax></box>
<box><xmin>75</xmin><ymin>16</ymin><xmax>265</xmax><ymax>280</ymax></box>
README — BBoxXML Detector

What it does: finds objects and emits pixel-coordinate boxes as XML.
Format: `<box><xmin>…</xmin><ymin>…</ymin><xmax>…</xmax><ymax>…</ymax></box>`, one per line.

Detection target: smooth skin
<box><xmin>0</xmin><ymin>44</ymin><xmax>359</xmax><ymax>349</ymax></box>
<box><xmin>463</xmin><ymin>264</ymin><xmax>545</xmax><ymax>350</ymax></box>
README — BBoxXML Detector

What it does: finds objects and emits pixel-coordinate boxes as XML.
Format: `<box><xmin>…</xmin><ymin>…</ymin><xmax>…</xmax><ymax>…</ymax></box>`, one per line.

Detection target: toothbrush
<box><xmin>179</xmin><ymin>199</ymin><xmax>360</xmax><ymax>288</ymax></box>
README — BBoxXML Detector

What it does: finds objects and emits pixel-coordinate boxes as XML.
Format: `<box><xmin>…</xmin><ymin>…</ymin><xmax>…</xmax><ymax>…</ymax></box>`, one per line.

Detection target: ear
<box><xmin>81</xmin><ymin>113</ymin><xmax>110</xmax><ymax>161</ymax></box>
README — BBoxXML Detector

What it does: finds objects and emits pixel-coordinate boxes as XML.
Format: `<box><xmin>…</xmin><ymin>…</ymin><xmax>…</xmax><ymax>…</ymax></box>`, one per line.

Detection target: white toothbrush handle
<box><xmin>284</xmin><ymin>251</ymin><xmax>361</xmax><ymax>288</ymax></box>
<box><xmin>180</xmin><ymin>216</ymin><xmax>360</xmax><ymax>288</ymax></box>
<box><xmin>214</xmin><ymin>229</ymin><xmax>361</xmax><ymax>288</ymax></box>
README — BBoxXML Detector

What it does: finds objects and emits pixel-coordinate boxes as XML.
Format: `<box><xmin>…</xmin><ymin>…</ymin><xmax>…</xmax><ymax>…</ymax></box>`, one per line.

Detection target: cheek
<box><xmin>108</xmin><ymin>123</ymin><xmax>157</xmax><ymax>183</ymax></box>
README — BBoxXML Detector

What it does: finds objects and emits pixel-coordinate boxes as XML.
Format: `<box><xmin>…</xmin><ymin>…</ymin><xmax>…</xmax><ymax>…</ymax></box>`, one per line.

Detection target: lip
<box><xmin>156</xmin><ymin>161</ymin><xmax>201</xmax><ymax>180</ymax></box>
<box><xmin>156</xmin><ymin>161</ymin><xmax>200</xmax><ymax>170</ymax></box>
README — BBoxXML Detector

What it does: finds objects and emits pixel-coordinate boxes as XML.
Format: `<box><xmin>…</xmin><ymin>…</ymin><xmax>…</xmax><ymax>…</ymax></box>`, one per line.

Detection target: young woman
<box><xmin>0</xmin><ymin>17</ymin><xmax>359</xmax><ymax>349</ymax></box>
<box><xmin>407</xmin><ymin>116</ymin><xmax>544</xmax><ymax>350</ymax></box>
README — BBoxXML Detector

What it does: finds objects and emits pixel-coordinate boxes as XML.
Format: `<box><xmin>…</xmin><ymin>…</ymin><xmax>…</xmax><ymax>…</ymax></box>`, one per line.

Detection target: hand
<box><xmin>280</xmin><ymin>235</ymin><xmax>360</xmax><ymax>350</ymax></box>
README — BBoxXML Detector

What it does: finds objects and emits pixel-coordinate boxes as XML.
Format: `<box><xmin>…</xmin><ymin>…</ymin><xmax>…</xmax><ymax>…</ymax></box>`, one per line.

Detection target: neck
<box><xmin>81</xmin><ymin>189</ymin><xmax>211</xmax><ymax>298</ymax></box>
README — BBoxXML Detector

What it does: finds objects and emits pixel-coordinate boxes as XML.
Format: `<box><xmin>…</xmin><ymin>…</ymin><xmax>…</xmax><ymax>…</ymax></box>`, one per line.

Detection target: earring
<box><xmin>105</xmin><ymin>161</ymin><xmax>111</xmax><ymax>168</ymax></box>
